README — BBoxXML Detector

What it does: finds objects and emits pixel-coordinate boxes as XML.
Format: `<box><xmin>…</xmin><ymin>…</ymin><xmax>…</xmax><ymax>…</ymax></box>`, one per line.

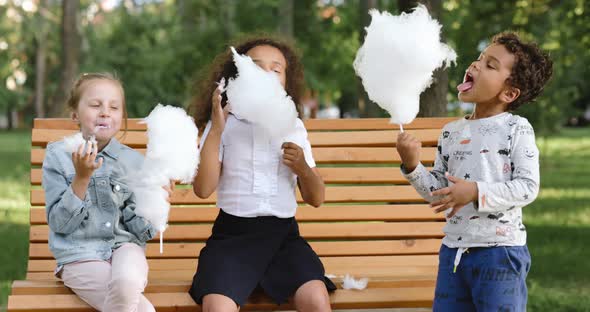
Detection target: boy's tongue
<box><xmin>457</xmin><ymin>81</ymin><xmax>473</xmax><ymax>92</ymax></box>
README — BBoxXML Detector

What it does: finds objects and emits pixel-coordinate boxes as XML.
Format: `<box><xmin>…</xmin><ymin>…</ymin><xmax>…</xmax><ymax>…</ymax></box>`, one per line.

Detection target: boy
<box><xmin>397</xmin><ymin>32</ymin><xmax>553</xmax><ymax>311</ymax></box>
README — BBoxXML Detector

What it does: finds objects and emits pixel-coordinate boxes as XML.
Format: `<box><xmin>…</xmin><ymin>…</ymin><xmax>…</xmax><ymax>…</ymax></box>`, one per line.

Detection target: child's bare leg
<box><xmin>202</xmin><ymin>294</ymin><xmax>240</xmax><ymax>312</ymax></box>
<box><xmin>293</xmin><ymin>280</ymin><xmax>331</xmax><ymax>312</ymax></box>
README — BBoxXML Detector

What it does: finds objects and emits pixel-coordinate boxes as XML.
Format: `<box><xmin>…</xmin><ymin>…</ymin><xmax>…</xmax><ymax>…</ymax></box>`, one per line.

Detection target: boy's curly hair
<box><xmin>190</xmin><ymin>34</ymin><xmax>304</xmax><ymax>132</ymax></box>
<box><xmin>492</xmin><ymin>32</ymin><xmax>553</xmax><ymax>111</ymax></box>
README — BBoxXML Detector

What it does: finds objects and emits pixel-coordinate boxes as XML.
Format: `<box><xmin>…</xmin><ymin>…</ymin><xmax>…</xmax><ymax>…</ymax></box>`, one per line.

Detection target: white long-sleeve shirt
<box><xmin>200</xmin><ymin>114</ymin><xmax>316</xmax><ymax>218</ymax></box>
<box><xmin>402</xmin><ymin>112</ymin><xmax>539</xmax><ymax>248</ymax></box>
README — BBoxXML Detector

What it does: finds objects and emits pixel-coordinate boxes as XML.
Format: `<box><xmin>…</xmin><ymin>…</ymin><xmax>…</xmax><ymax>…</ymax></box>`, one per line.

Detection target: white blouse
<box><xmin>200</xmin><ymin>114</ymin><xmax>316</xmax><ymax>218</ymax></box>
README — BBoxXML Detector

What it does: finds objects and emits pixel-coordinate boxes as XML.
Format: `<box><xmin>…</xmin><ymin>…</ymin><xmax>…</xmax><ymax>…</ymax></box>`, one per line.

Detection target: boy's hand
<box><xmin>282</xmin><ymin>142</ymin><xmax>311</xmax><ymax>177</ymax></box>
<box><xmin>72</xmin><ymin>140</ymin><xmax>103</xmax><ymax>180</ymax></box>
<box><xmin>396</xmin><ymin>132</ymin><xmax>421</xmax><ymax>172</ymax></box>
<box><xmin>430</xmin><ymin>173</ymin><xmax>478</xmax><ymax>218</ymax></box>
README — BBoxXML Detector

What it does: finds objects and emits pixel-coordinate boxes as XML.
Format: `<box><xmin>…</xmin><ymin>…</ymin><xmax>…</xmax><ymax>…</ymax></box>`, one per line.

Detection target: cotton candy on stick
<box><xmin>353</xmin><ymin>6</ymin><xmax>457</xmax><ymax>132</ymax></box>
<box><xmin>129</xmin><ymin>104</ymin><xmax>200</xmax><ymax>253</ymax></box>
<box><xmin>225</xmin><ymin>47</ymin><xmax>298</xmax><ymax>139</ymax></box>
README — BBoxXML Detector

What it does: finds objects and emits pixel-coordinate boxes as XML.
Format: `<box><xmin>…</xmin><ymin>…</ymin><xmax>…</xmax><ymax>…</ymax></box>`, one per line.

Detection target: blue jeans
<box><xmin>433</xmin><ymin>244</ymin><xmax>531</xmax><ymax>312</ymax></box>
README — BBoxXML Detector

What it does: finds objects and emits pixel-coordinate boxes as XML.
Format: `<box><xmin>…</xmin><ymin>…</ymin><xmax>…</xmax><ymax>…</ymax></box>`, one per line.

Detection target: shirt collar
<box><xmin>99</xmin><ymin>137</ymin><xmax>121</xmax><ymax>160</ymax></box>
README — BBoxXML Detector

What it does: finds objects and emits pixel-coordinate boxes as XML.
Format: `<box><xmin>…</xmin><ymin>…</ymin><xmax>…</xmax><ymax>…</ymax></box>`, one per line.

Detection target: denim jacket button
<box><xmin>105</xmin><ymin>222</ymin><xmax>111</xmax><ymax>228</ymax></box>
<box><xmin>114</xmin><ymin>185</ymin><xmax>120</xmax><ymax>192</ymax></box>
<box><xmin>100</xmin><ymin>180</ymin><xmax>107</xmax><ymax>186</ymax></box>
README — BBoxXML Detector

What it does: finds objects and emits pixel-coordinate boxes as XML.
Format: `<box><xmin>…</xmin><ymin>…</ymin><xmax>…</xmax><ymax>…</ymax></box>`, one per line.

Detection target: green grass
<box><xmin>526</xmin><ymin>128</ymin><xmax>590</xmax><ymax>311</ymax></box>
<box><xmin>0</xmin><ymin>130</ymin><xmax>30</xmax><ymax>311</ymax></box>
<box><xmin>0</xmin><ymin>128</ymin><xmax>589</xmax><ymax>311</ymax></box>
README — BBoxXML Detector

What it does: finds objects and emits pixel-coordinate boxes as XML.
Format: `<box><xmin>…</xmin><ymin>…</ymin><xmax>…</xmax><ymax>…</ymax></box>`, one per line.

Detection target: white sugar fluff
<box><xmin>225</xmin><ymin>47</ymin><xmax>298</xmax><ymax>138</ymax></box>
<box><xmin>128</xmin><ymin>104</ymin><xmax>200</xmax><ymax>252</ymax></box>
<box><xmin>140</xmin><ymin>104</ymin><xmax>200</xmax><ymax>184</ymax></box>
<box><xmin>353</xmin><ymin>6</ymin><xmax>457</xmax><ymax>126</ymax></box>
<box><xmin>342</xmin><ymin>274</ymin><xmax>369</xmax><ymax>290</ymax></box>
<box><xmin>62</xmin><ymin>132</ymin><xmax>96</xmax><ymax>155</ymax></box>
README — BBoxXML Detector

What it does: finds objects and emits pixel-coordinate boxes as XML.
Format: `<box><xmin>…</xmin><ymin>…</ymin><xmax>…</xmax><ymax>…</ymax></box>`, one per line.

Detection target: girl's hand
<box><xmin>396</xmin><ymin>132</ymin><xmax>421</xmax><ymax>173</ymax></box>
<box><xmin>72</xmin><ymin>140</ymin><xmax>103</xmax><ymax>180</ymax></box>
<box><xmin>162</xmin><ymin>180</ymin><xmax>175</xmax><ymax>203</ymax></box>
<box><xmin>282</xmin><ymin>142</ymin><xmax>311</xmax><ymax>177</ymax></box>
<box><xmin>430</xmin><ymin>173</ymin><xmax>478</xmax><ymax>218</ymax></box>
<box><xmin>211</xmin><ymin>79</ymin><xmax>230</xmax><ymax>133</ymax></box>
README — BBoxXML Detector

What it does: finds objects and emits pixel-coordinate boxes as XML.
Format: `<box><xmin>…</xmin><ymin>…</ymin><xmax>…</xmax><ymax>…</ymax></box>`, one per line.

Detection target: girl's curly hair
<box><xmin>190</xmin><ymin>34</ymin><xmax>304</xmax><ymax>132</ymax></box>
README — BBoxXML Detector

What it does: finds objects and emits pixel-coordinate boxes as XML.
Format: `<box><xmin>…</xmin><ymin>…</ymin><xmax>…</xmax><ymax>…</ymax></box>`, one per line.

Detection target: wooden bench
<box><xmin>8</xmin><ymin>117</ymin><xmax>455</xmax><ymax>311</ymax></box>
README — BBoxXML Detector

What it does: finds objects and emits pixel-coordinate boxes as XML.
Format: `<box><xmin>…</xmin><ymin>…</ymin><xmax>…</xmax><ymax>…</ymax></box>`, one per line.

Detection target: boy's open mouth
<box><xmin>457</xmin><ymin>71</ymin><xmax>474</xmax><ymax>93</ymax></box>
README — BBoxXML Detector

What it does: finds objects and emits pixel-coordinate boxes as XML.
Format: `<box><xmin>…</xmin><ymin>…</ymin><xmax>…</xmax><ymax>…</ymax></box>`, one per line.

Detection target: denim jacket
<box><xmin>42</xmin><ymin>137</ymin><xmax>156</xmax><ymax>266</ymax></box>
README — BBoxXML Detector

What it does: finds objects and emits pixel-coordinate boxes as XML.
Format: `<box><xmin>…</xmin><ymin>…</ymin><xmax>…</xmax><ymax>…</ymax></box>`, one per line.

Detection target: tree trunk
<box><xmin>48</xmin><ymin>0</ymin><xmax>81</xmax><ymax>117</ymax></box>
<box><xmin>358</xmin><ymin>0</ymin><xmax>379</xmax><ymax>117</ymax></box>
<box><xmin>220</xmin><ymin>0</ymin><xmax>237</xmax><ymax>39</ymax></box>
<box><xmin>398</xmin><ymin>0</ymin><xmax>448</xmax><ymax>117</ymax></box>
<box><xmin>34</xmin><ymin>0</ymin><xmax>48</xmax><ymax>118</ymax></box>
<box><xmin>278</xmin><ymin>0</ymin><xmax>294</xmax><ymax>38</ymax></box>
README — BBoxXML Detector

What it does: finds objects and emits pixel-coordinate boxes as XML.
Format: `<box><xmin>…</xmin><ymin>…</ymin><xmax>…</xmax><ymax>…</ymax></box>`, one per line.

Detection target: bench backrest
<box><xmin>27</xmin><ymin>117</ymin><xmax>454</xmax><ymax>280</ymax></box>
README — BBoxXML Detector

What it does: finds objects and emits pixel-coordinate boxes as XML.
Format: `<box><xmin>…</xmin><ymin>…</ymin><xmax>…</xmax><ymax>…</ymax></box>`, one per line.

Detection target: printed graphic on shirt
<box><xmin>514</xmin><ymin>167</ymin><xmax>532</xmax><ymax>177</ymax></box>
<box><xmin>497</xmin><ymin>148</ymin><xmax>510</xmax><ymax>156</ymax></box>
<box><xmin>453</xmin><ymin>150</ymin><xmax>472</xmax><ymax>161</ymax></box>
<box><xmin>516</xmin><ymin>124</ymin><xmax>534</xmax><ymax>136</ymax></box>
<box><xmin>478</xmin><ymin>123</ymin><xmax>498</xmax><ymax>136</ymax></box>
<box><xmin>517</xmin><ymin>146</ymin><xmax>537</xmax><ymax>160</ymax></box>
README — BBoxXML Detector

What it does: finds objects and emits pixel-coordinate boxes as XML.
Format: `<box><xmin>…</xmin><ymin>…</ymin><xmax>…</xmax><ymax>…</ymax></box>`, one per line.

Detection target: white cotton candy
<box><xmin>62</xmin><ymin>132</ymin><xmax>86</xmax><ymax>153</ymax></box>
<box><xmin>342</xmin><ymin>274</ymin><xmax>369</xmax><ymax>290</ymax></box>
<box><xmin>225</xmin><ymin>47</ymin><xmax>298</xmax><ymax>139</ymax></box>
<box><xmin>128</xmin><ymin>104</ymin><xmax>200</xmax><ymax>252</ymax></box>
<box><xmin>129</xmin><ymin>172</ymin><xmax>170</xmax><ymax>232</ymax></box>
<box><xmin>353</xmin><ymin>5</ymin><xmax>457</xmax><ymax>126</ymax></box>
<box><xmin>141</xmin><ymin>104</ymin><xmax>200</xmax><ymax>184</ymax></box>
<box><xmin>62</xmin><ymin>132</ymin><xmax>97</xmax><ymax>154</ymax></box>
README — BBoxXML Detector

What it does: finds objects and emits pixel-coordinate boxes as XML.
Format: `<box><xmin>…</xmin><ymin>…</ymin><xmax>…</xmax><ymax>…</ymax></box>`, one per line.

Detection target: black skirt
<box><xmin>189</xmin><ymin>209</ymin><xmax>336</xmax><ymax>306</ymax></box>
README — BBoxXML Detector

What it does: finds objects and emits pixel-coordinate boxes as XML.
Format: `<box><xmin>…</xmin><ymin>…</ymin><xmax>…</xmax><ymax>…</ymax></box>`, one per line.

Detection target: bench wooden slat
<box><xmin>8</xmin><ymin>286</ymin><xmax>435</xmax><ymax>311</ymax></box>
<box><xmin>26</xmin><ymin>267</ymin><xmax>437</xmax><ymax>283</ymax></box>
<box><xmin>32</xmin><ymin>129</ymin><xmax>147</xmax><ymax>148</ymax></box>
<box><xmin>31</xmin><ymin>185</ymin><xmax>427</xmax><ymax>206</ymax></box>
<box><xmin>27</xmin><ymin>254</ymin><xmax>438</xmax><ymax>272</ymax></box>
<box><xmin>26</xmin><ymin>265</ymin><xmax>437</xmax><ymax>283</ymax></box>
<box><xmin>31</xmin><ymin>166</ymin><xmax>436</xmax><ymax>185</ymax></box>
<box><xmin>30</xmin><ymin>147</ymin><xmax>437</xmax><ymax>166</ymax></box>
<box><xmin>305</xmin><ymin>117</ymin><xmax>455</xmax><ymax>131</ymax></box>
<box><xmin>30</xmin><ymin>205</ymin><xmax>444</xmax><ymax>225</ymax></box>
<box><xmin>11</xmin><ymin>278</ymin><xmax>436</xmax><ymax>295</ymax></box>
<box><xmin>32</xmin><ymin>128</ymin><xmax>440</xmax><ymax>148</ymax></box>
<box><xmin>34</xmin><ymin>118</ymin><xmax>148</xmax><ymax>130</ymax></box>
<box><xmin>25</xmin><ymin>263</ymin><xmax>437</xmax><ymax>282</ymax></box>
<box><xmin>314</xmin><ymin>147</ymin><xmax>436</xmax><ymax>163</ymax></box>
<box><xmin>33</xmin><ymin>116</ymin><xmax>456</xmax><ymax>131</ymax></box>
<box><xmin>28</xmin><ymin>238</ymin><xmax>441</xmax><ymax>259</ymax></box>
<box><xmin>310</xmin><ymin>130</ymin><xmax>440</xmax><ymax>147</ymax></box>
<box><xmin>30</xmin><ymin>222</ymin><xmax>444</xmax><ymax>242</ymax></box>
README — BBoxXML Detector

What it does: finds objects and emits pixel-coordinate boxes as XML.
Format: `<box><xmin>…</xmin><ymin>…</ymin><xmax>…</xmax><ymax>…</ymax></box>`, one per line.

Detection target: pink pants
<box><xmin>59</xmin><ymin>243</ymin><xmax>155</xmax><ymax>312</ymax></box>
